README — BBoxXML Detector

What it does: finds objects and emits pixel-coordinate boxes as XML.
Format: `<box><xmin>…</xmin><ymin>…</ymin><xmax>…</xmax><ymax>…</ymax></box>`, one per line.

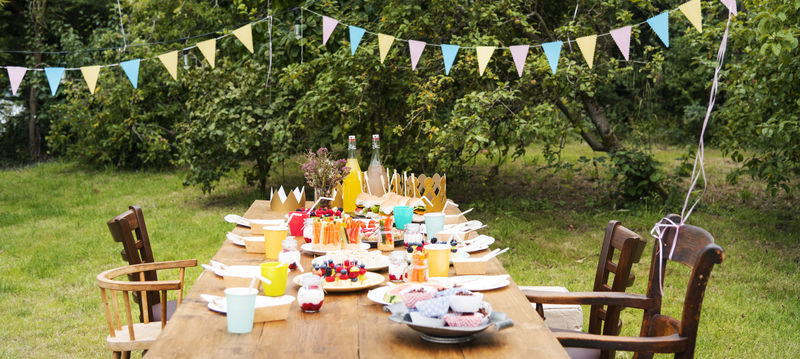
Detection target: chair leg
<box><xmin>121</xmin><ymin>351</ymin><xmax>130</xmax><ymax>359</ymax></box>
<box><xmin>112</xmin><ymin>352</ymin><xmax>121</xmax><ymax>359</ymax></box>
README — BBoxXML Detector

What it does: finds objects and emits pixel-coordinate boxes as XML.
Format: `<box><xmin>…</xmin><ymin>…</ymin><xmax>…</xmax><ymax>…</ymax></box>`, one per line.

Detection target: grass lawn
<box><xmin>1</xmin><ymin>144</ymin><xmax>798</xmax><ymax>358</ymax></box>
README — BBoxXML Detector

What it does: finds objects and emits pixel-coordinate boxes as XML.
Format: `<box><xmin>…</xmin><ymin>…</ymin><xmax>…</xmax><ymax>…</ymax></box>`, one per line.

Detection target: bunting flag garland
<box><xmin>197</xmin><ymin>38</ymin><xmax>217</xmax><ymax>68</ymax></box>
<box><xmin>44</xmin><ymin>67</ymin><xmax>65</xmax><ymax>96</ymax></box>
<box><xmin>576</xmin><ymin>35</ymin><xmax>597</xmax><ymax>69</ymax></box>
<box><xmin>348</xmin><ymin>26</ymin><xmax>366</xmax><ymax>56</ymax></box>
<box><xmin>720</xmin><ymin>0</ymin><xmax>737</xmax><ymax>16</ymax></box>
<box><xmin>647</xmin><ymin>12</ymin><xmax>670</xmax><ymax>47</ymax></box>
<box><xmin>80</xmin><ymin>65</ymin><xmax>101</xmax><ymax>94</ymax></box>
<box><xmin>158</xmin><ymin>51</ymin><xmax>179</xmax><ymax>80</ymax></box>
<box><xmin>541</xmin><ymin>41</ymin><xmax>563</xmax><ymax>75</ymax></box>
<box><xmin>233</xmin><ymin>24</ymin><xmax>254</xmax><ymax>53</ymax></box>
<box><xmin>6</xmin><ymin>66</ymin><xmax>26</xmax><ymax>96</ymax></box>
<box><xmin>610</xmin><ymin>25</ymin><xmax>633</xmax><ymax>61</ymax></box>
<box><xmin>120</xmin><ymin>59</ymin><xmax>140</xmax><ymax>88</ymax></box>
<box><xmin>378</xmin><ymin>34</ymin><xmax>395</xmax><ymax>64</ymax></box>
<box><xmin>679</xmin><ymin>0</ymin><xmax>703</xmax><ymax>33</ymax></box>
<box><xmin>441</xmin><ymin>44</ymin><xmax>459</xmax><ymax>75</ymax></box>
<box><xmin>475</xmin><ymin>46</ymin><xmax>496</xmax><ymax>76</ymax></box>
<box><xmin>408</xmin><ymin>40</ymin><xmax>426</xmax><ymax>70</ymax></box>
<box><xmin>322</xmin><ymin>16</ymin><xmax>339</xmax><ymax>45</ymax></box>
<box><xmin>508</xmin><ymin>45</ymin><xmax>529</xmax><ymax>77</ymax></box>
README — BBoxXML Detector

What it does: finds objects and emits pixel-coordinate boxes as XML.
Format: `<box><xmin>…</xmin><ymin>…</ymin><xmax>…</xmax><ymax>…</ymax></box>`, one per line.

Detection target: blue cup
<box><xmin>225</xmin><ymin>287</ymin><xmax>258</xmax><ymax>334</ymax></box>
<box><xmin>424</xmin><ymin>212</ymin><xmax>445</xmax><ymax>240</ymax></box>
<box><xmin>393</xmin><ymin>206</ymin><xmax>413</xmax><ymax>230</ymax></box>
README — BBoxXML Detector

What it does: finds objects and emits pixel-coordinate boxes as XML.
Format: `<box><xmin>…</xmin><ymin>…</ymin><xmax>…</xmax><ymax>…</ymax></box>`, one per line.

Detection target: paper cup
<box><xmin>424</xmin><ymin>213</ymin><xmax>445</xmax><ymax>240</ymax></box>
<box><xmin>393</xmin><ymin>206</ymin><xmax>413</xmax><ymax>230</ymax></box>
<box><xmin>225</xmin><ymin>287</ymin><xmax>258</xmax><ymax>334</ymax></box>
<box><xmin>260</xmin><ymin>262</ymin><xmax>288</xmax><ymax>297</ymax></box>
<box><xmin>264</xmin><ymin>226</ymin><xmax>287</xmax><ymax>260</ymax></box>
<box><xmin>425</xmin><ymin>243</ymin><xmax>451</xmax><ymax>278</ymax></box>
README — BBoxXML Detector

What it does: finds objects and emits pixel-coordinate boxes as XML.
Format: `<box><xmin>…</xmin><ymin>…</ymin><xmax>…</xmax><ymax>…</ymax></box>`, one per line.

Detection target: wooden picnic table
<box><xmin>146</xmin><ymin>200</ymin><xmax>569</xmax><ymax>358</ymax></box>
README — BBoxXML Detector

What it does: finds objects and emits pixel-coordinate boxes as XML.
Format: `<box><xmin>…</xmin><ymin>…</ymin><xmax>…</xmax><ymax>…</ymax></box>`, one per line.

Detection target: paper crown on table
<box><xmin>270</xmin><ymin>186</ymin><xmax>306</xmax><ymax>213</ymax></box>
<box><xmin>358</xmin><ymin>170</ymin><xmax>447</xmax><ymax>212</ymax></box>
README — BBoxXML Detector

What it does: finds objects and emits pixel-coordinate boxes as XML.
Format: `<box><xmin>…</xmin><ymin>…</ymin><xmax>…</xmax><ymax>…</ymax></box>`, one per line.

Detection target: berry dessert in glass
<box><xmin>297</xmin><ymin>275</ymin><xmax>324</xmax><ymax>312</ymax></box>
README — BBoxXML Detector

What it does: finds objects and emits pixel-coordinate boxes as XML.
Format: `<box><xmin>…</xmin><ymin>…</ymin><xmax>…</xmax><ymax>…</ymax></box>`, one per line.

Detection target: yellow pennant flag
<box><xmin>378</xmin><ymin>34</ymin><xmax>395</xmax><ymax>64</ymax></box>
<box><xmin>158</xmin><ymin>51</ymin><xmax>179</xmax><ymax>80</ymax></box>
<box><xmin>679</xmin><ymin>0</ymin><xmax>703</xmax><ymax>33</ymax></box>
<box><xmin>80</xmin><ymin>65</ymin><xmax>101</xmax><ymax>94</ymax></box>
<box><xmin>576</xmin><ymin>35</ymin><xmax>597</xmax><ymax>69</ymax></box>
<box><xmin>475</xmin><ymin>46</ymin><xmax>496</xmax><ymax>76</ymax></box>
<box><xmin>233</xmin><ymin>24</ymin><xmax>254</xmax><ymax>53</ymax></box>
<box><xmin>197</xmin><ymin>38</ymin><xmax>217</xmax><ymax>68</ymax></box>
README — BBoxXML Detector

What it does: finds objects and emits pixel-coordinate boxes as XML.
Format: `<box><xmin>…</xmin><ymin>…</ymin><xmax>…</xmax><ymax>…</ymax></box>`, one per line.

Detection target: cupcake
<box><xmin>400</xmin><ymin>287</ymin><xmax>436</xmax><ymax>308</ymax></box>
<box><xmin>435</xmin><ymin>287</ymin><xmax>470</xmax><ymax>298</ymax></box>
<box><xmin>444</xmin><ymin>313</ymin><xmax>485</xmax><ymax>327</ymax></box>
<box><xmin>409</xmin><ymin>311</ymin><xmax>446</xmax><ymax>327</ymax></box>
<box><xmin>415</xmin><ymin>296</ymin><xmax>450</xmax><ymax>318</ymax></box>
<box><xmin>448</xmin><ymin>291</ymin><xmax>484</xmax><ymax>313</ymax></box>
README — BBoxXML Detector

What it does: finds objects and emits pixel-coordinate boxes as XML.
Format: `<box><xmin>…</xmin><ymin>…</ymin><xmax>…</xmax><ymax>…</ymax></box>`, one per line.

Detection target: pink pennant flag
<box><xmin>6</xmin><ymin>66</ymin><xmax>27</xmax><ymax>96</ymax></box>
<box><xmin>610</xmin><ymin>26</ymin><xmax>632</xmax><ymax>61</ymax></box>
<box><xmin>408</xmin><ymin>40</ymin><xmax>426</xmax><ymax>70</ymax></box>
<box><xmin>720</xmin><ymin>0</ymin><xmax>737</xmax><ymax>15</ymax></box>
<box><xmin>322</xmin><ymin>16</ymin><xmax>339</xmax><ymax>45</ymax></box>
<box><xmin>508</xmin><ymin>45</ymin><xmax>530</xmax><ymax>77</ymax></box>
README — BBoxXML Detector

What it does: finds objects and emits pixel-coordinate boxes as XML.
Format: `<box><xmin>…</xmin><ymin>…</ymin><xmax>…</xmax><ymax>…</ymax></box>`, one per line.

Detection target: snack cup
<box><xmin>444</xmin><ymin>313</ymin><xmax>484</xmax><ymax>327</ymax></box>
<box><xmin>424</xmin><ymin>213</ymin><xmax>445</xmax><ymax>239</ymax></box>
<box><xmin>244</xmin><ymin>237</ymin><xmax>266</xmax><ymax>254</ymax></box>
<box><xmin>223</xmin><ymin>266</ymin><xmax>262</xmax><ymax>289</ymax></box>
<box><xmin>451</xmin><ymin>258</ymin><xmax>489</xmax><ymax>275</ymax></box>
<box><xmin>449</xmin><ymin>292</ymin><xmax>484</xmax><ymax>313</ymax></box>
<box><xmin>253</xmin><ymin>295</ymin><xmax>295</xmax><ymax>322</ymax></box>
<box><xmin>224</xmin><ymin>287</ymin><xmax>258</xmax><ymax>334</ymax></box>
<box><xmin>409</xmin><ymin>311</ymin><xmax>446</xmax><ymax>327</ymax></box>
<box><xmin>400</xmin><ymin>287</ymin><xmax>436</xmax><ymax>308</ymax></box>
<box><xmin>287</xmin><ymin>212</ymin><xmax>309</xmax><ymax>236</ymax></box>
<box><xmin>414</xmin><ymin>296</ymin><xmax>450</xmax><ymax>318</ymax></box>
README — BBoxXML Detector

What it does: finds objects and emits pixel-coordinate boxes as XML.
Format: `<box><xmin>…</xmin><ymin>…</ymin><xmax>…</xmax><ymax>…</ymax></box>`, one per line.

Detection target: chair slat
<box><xmin>122</xmin><ymin>291</ymin><xmax>135</xmax><ymax>341</ymax></box>
<box><xmin>100</xmin><ymin>288</ymin><xmax>116</xmax><ymax>338</ymax></box>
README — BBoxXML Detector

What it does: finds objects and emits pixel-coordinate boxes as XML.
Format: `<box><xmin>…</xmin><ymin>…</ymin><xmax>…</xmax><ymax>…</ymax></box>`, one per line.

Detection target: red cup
<box><xmin>288</xmin><ymin>211</ymin><xmax>309</xmax><ymax>236</ymax></box>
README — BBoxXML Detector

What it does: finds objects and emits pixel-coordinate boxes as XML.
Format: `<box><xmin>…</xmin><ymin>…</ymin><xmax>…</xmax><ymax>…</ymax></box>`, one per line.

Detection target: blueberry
<box><xmin>430</xmin><ymin>237</ymin><xmax>438</xmax><ymax>244</ymax></box>
<box><xmin>451</xmin><ymin>248</ymin><xmax>457</xmax><ymax>253</ymax></box>
<box><xmin>359</xmin><ymin>264</ymin><xmax>366</xmax><ymax>268</ymax></box>
<box><xmin>351</xmin><ymin>277</ymin><xmax>358</xmax><ymax>282</ymax></box>
<box><xmin>406</xmin><ymin>246</ymin><xmax>414</xmax><ymax>253</ymax></box>
<box><xmin>450</xmin><ymin>239</ymin><xmax>458</xmax><ymax>246</ymax></box>
<box><xmin>340</xmin><ymin>268</ymin><xmax>347</xmax><ymax>274</ymax></box>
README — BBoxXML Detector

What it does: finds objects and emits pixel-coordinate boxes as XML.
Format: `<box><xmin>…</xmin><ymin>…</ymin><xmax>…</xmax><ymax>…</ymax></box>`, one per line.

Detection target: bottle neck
<box><xmin>348</xmin><ymin>146</ymin><xmax>357</xmax><ymax>159</ymax></box>
<box><xmin>370</xmin><ymin>145</ymin><xmax>381</xmax><ymax>165</ymax></box>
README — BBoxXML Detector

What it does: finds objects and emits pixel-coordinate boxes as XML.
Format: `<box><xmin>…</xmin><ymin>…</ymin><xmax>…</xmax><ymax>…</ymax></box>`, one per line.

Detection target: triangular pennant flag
<box><xmin>120</xmin><ymin>59</ymin><xmax>140</xmax><ymax>88</ymax></box>
<box><xmin>647</xmin><ymin>12</ymin><xmax>670</xmax><ymax>47</ymax></box>
<box><xmin>348</xmin><ymin>26</ymin><xmax>366</xmax><ymax>56</ymax></box>
<box><xmin>440</xmin><ymin>44</ymin><xmax>460</xmax><ymax>75</ymax></box>
<box><xmin>322</xmin><ymin>16</ymin><xmax>339</xmax><ymax>45</ymax></box>
<box><xmin>409</xmin><ymin>40</ymin><xmax>426</xmax><ymax>70</ymax></box>
<box><xmin>197</xmin><ymin>38</ymin><xmax>216</xmax><ymax>68</ymax></box>
<box><xmin>542</xmin><ymin>41</ymin><xmax>563</xmax><ymax>74</ymax></box>
<box><xmin>508</xmin><ymin>45</ymin><xmax>530</xmax><ymax>77</ymax></box>
<box><xmin>679</xmin><ymin>0</ymin><xmax>703</xmax><ymax>33</ymax></box>
<box><xmin>475</xmin><ymin>46</ymin><xmax>496</xmax><ymax>76</ymax></box>
<box><xmin>158</xmin><ymin>51</ymin><xmax>179</xmax><ymax>80</ymax></box>
<box><xmin>576</xmin><ymin>35</ymin><xmax>597</xmax><ymax>69</ymax></box>
<box><xmin>720</xmin><ymin>0</ymin><xmax>737</xmax><ymax>16</ymax></box>
<box><xmin>378</xmin><ymin>34</ymin><xmax>395</xmax><ymax>64</ymax></box>
<box><xmin>610</xmin><ymin>25</ymin><xmax>632</xmax><ymax>61</ymax></box>
<box><xmin>233</xmin><ymin>24</ymin><xmax>254</xmax><ymax>53</ymax></box>
<box><xmin>80</xmin><ymin>65</ymin><xmax>101</xmax><ymax>94</ymax></box>
<box><xmin>44</xmin><ymin>67</ymin><xmax>65</xmax><ymax>96</ymax></box>
<box><xmin>6</xmin><ymin>66</ymin><xmax>27</xmax><ymax>96</ymax></box>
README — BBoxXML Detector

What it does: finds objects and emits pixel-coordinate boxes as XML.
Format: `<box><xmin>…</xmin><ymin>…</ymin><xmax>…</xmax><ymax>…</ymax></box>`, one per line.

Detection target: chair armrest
<box><xmin>522</xmin><ymin>290</ymin><xmax>654</xmax><ymax>310</ymax></box>
<box><xmin>553</xmin><ymin>329</ymin><xmax>688</xmax><ymax>353</ymax></box>
<box><xmin>97</xmin><ymin>259</ymin><xmax>198</xmax><ymax>291</ymax></box>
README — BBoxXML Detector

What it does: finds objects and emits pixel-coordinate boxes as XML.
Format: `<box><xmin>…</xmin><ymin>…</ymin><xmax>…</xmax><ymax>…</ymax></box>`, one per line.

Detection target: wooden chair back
<box><xmin>107</xmin><ymin>205</ymin><xmax>161</xmax><ymax>321</ymax></box>
<box><xmin>96</xmin><ymin>260</ymin><xmax>197</xmax><ymax>356</ymax></box>
<box><xmin>635</xmin><ymin>215</ymin><xmax>725</xmax><ymax>359</ymax></box>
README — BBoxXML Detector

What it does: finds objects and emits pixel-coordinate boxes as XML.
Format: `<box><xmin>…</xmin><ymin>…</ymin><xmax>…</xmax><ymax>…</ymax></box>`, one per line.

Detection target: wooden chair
<box><xmin>97</xmin><ymin>259</ymin><xmax>197</xmax><ymax>359</ymax></box>
<box><xmin>107</xmin><ymin>205</ymin><xmax>175</xmax><ymax>322</ymax></box>
<box><xmin>522</xmin><ymin>220</ymin><xmax>646</xmax><ymax>359</ymax></box>
<box><xmin>529</xmin><ymin>215</ymin><xmax>725</xmax><ymax>359</ymax></box>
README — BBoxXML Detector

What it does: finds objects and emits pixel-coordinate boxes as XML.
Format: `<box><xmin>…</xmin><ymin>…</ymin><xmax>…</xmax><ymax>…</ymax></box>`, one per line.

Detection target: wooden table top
<box><xmin>146</xmin><ymin>200</ymin><xmax>568</xmax><ymax>358</ymax></box>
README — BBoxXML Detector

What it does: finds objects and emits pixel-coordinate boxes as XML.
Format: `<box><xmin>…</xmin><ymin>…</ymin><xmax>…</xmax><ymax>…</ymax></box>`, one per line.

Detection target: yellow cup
<box><xmin>260</xmin><ymin>262</ymin><xmax>288</xmax><ymax>297</ymax></box>
<box><xmin>426</xmin><ymin>243</ymin><xmax>451</xmax><ymax>278</ymax></box>
<box><xmin>264</xmin><ymin>226</ymin><xmax>287</xmax><ymax>260</ymax></box>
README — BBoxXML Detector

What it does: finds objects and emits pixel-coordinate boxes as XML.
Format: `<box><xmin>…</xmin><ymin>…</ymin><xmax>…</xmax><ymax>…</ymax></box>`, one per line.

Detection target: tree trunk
<box><xmin>580</xmin><ymin>92</ymin><xmax>621</xmax><ymax>151</ymax></box>
<box><xmin>28</xmin><ymin>52</ymin><xmax>40</xmax><ymax>160</ymax></box>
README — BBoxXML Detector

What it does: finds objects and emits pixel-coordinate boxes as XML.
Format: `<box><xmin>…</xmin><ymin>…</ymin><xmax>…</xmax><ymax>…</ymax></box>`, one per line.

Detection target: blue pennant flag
<box><xmin>44</xmin><ymin>67</ymin><xmax>65</xmax><ymax>96</ymax></box>
<box><xmin>120</xmin><ymin>59</ymin><xmax>140</xmax><ymax>88</ymax></box>
<box><xmin>542</xmin><ymin>41</ymin><xmax>563</xmax><ymax>75</ymax></box>
<box><xmin>441</xmin><ymin>44</ymin><xmax>460</xmax><ymax>75</ymax></box>
<box><xmin>349</xmin><ymin>26</ymin><xmax>366</xmax><ymax>56</ymax></box>
<box><xmin>647</xmin><ymin>11</ymin><xmax>670</xmax><ymax>47</ymax></box>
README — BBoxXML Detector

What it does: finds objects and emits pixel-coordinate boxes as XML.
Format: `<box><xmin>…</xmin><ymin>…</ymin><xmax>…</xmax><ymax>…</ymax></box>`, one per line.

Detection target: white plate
<box><xmin>367</xmin><ymin>286</ymin><xmax>392</xmax><ymax>305</ymax></box>
<box><xmin>460</xmin><ymin>235</ymin><xmax>495</xmax><ymax>253</ymax></box>
<box><xmin>312</xmin><ymin>252</ymin><xmax>390</xmax><ymax>271</ymax></box>
<box><xmin>300</xmin><ymin>242</ymin><xmax>371</xmax><ymax>255</ymax></box>
<box><xmin>206</xmin><ymin>295</ymin><xmax>295</xmax><ymax>314</ymax></box>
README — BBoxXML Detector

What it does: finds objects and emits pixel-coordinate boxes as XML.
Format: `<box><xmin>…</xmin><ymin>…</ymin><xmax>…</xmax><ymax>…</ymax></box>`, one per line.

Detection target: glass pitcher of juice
<box><xmin>342</xmin><ymin>135</ymin><xmax>362</xmax><ymax>213</ymax></box>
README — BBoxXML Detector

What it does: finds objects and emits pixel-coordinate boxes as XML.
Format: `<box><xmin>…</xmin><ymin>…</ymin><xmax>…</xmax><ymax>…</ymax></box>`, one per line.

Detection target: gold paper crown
<box><xmin>388</xmin><ymin>172</ymin><xmax>447</xmax><ymax>212</ymax></box>
<box><xmin>270</xmin><ymin>186</ymin><xmax>306</xmax><ymax>214</ymax></box>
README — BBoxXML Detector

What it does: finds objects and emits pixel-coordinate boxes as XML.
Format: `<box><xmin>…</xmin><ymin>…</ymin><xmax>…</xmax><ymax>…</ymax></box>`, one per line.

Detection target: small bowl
<box><xmin>452</xmin><ymin>258</ymin><xmax>488</xmax><ymax>275</ymax></box>
<box><xmin>244</xmin><ymin>237</ymin><xmax>265</xmax><ymax>253</ymax></box>
<box><xmin>409</xmin><ymin>311</ymin><xmax>445</xmax><ymax>327</ymax></box>
<box><xmin>449</xmin><ymin>292</ymin><xmax>484</xmax><ymax>313</ymax></box>
<box><xmin>253</xmin><ymin>295</ymin><xmax>295</xmax><ymax>322</ymax></box>
<box><xmin>223</xmin><ymin>266</ymin><xmax>262</xmax><ymax>288</ymax></box>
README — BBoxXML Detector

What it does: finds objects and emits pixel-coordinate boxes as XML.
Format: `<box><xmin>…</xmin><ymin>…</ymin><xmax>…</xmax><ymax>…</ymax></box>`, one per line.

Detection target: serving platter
<box><xmin>386</xmin><ymin>302</ymin><xmax>514</xmax><ymax>344</ymax></box>
<box><xmin>300</xmin><ymin>242</ymin><xmax>371</xmax><ymax>255</ymax></box>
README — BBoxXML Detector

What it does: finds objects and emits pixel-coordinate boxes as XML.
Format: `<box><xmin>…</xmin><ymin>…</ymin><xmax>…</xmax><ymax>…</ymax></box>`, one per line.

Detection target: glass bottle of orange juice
<box><xmin>342</xmin><ymin>135</ymin><xmax>362</xmax><ymax>213</ymax></box>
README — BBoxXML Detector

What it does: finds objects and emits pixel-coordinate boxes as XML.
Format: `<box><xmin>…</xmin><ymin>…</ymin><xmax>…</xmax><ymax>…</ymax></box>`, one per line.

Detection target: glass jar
<box><xmin>407</xmin><ymin>251</ymin><xmax>428</xmax><ymax>283</ymax></box>
<box><xmin>297</xmin><ymin>275</ymin><xmax>324</xmax><ymax>312</ymax></box>
<box><xmin>278</xmin><ymin>238</ymin><xmax>301</xmax><ymax>270</ymax></box>
<box><xmin>388</xmin><ymin>250</ymin><xmax>408</xmax><ymax>282</ymax></box>
<box><xmin>302</xmin><ymin>218</ymin><xmax>314</xmax><ymax>243</ymax></box>
<box><xmin>403</xmin><ymin>223</ymin><xmax>422</xmax><ymax>248</ymax></box>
